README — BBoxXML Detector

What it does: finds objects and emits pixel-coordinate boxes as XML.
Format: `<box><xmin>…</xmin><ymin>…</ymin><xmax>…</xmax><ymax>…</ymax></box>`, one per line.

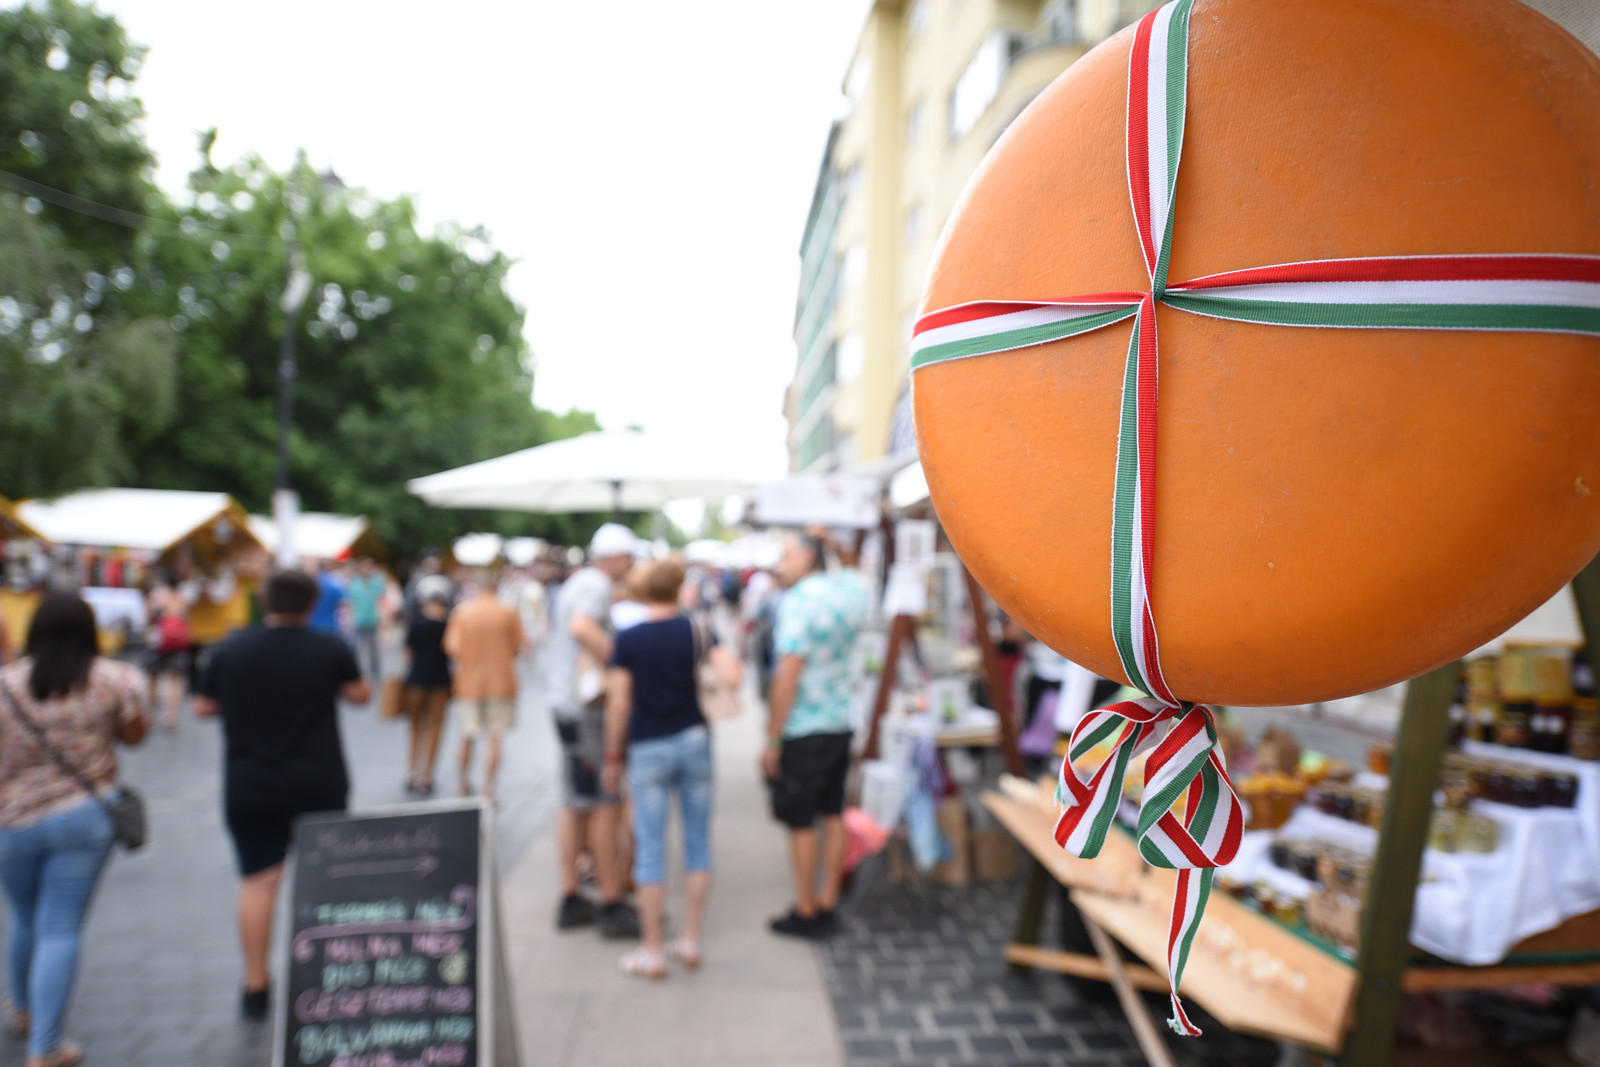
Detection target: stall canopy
<box><xmin>407</xmin><ymin>429</ymin><xmax>766</xmax><ymax>513</ymax></box>
<box><xmin>452</xmin><ymin>533</ymin><xmax>504</xmax><ymax>567</ymax></box>
<box><xmin>248</xmin><ymin>512</ymin><xmax>377</xmax><ymax>562</ymax></box>
<box><xmin>0</xmin><ymin>494</ymin><xmax>46</xmax><ymax>542</ymax></box>
<box><xmin>18</xmin><ymin>488</ymin><xmax>258</xmax><ymax>554</ymax></box>
<box><xmin>751</xmin><ymin>473</ymin><xmax>882</xmax><ymax>529</ymax></box>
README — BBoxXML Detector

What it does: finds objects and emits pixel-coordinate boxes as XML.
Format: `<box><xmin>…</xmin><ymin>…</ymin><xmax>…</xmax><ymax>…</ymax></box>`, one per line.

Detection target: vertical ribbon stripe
<box><xmin>908</xmin><ymin>0</ymin><xmax>1600</xmax><ymax>1035</ymax></box>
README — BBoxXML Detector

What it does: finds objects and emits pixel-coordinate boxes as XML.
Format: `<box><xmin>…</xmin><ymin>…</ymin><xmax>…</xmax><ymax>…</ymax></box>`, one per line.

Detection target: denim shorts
<box><xmin>627</xmin><ymin>725</ymin><xmax>713</xmax><ymax>886</ymax></box>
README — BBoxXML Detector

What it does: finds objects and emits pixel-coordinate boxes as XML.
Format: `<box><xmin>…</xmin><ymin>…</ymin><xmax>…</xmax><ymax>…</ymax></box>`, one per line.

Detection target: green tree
<box><xmin>0</xmin><ymin>0</ymin><xmax>155</xmax><ymax>260</ymax></box>
<box><xmin>125</xmin><ymin>155</ymin><xmax>599</xmax><ymax>560</ymax></box>
<box><xmin>0</xmin><ymin>0</ymin><xmax>602</xmax><ymax>559</ymax></box>
<box><xmin>0</xmin><ymin>1</ymin><xmax>177</xmax><ymax>497</ymax></box>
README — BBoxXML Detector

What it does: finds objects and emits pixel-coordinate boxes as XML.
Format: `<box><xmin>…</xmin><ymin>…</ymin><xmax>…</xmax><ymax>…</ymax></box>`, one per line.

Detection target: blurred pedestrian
<box><xmin>143</xmin><ymin>582</ymin><xmax>193</xmax><ymax>733</ymax></box>
<box><xmin>308</xmin><ymin>561</ymin><xmax>347</xmax><ymax>640</ymax></box>
<box><xmin>0</xmin><ymin>591</ymin><xmax>148</xmax><ymax>1067</ymax></box>
<box><xmin>401</xmin><ymin>576</ymin><xmax>454</xmax><ymax>795</ymax></box>
<box><xmin>763</xmin><ymin>530</ymin><xmax>867</xmax><ymax>939</ymax></box>
<box><xmin>345</xmin><ymin>558</ymin><xmax>387</xmax><ymax>689</ymax></box>
<box><xmin>402</xmin><ymin>551</ymin><xmax>446</xmax><ymax>624</ymax></box>
<box><xmin>610</xmin><ymin>565</ymin><xmax>650</xmax><ymax>634</ymax></box>
<box><xmin>193</xmin><ymin>569</ymin><xmax>369</xmax><ymax>1020</ymax></box>
<box><xmin>602</xmin><ymin>559</ymin><xmax>741</xmax><ymax>978</ymax></box>
<box><xmin>548</xmin><ymin>523</ymin><xmax>640</xmax><ymax>938</ymax></box>
<box><xmin>443</xmin><ymin>570</ymin><xmax>525</xmax><ymax>799</ymax></box>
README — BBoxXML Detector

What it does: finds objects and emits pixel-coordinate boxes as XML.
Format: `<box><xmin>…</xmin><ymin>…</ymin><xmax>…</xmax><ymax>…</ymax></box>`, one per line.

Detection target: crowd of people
<box><xmin>0</xmin><ymin>519</ymin><xmax>887</xmax><ymax>1063</ymax></box>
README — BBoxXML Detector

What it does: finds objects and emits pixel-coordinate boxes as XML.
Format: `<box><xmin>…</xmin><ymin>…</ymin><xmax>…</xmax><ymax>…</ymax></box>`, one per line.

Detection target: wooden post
<box><xmin>1571</xmin><ymin>553</ymin><xmax>1600</xmax><ymax>657</ymax></box>
<box><xmin>1084</xmin><ymin>912</ymin><xmax>1180</xmax><ymax>1067</ymax></box>
<box><xmin>1339</xmin><ymin>660</ymin><xmax>1459</xmax><ymax>1067</ymax></box>
<box><xmin>1008</xmin><ymin>856</ymin><xmax>1053</xmax><ymax>976</ymax></box>
<box><xmin>963</xmin><ymin>564</ymin><xmax>1025</xmax><ymax>776</ymax></box>
<box><xmin>862</xmin><ymin>613</ymin><xmax>915</xmax><ymax>762</ymax></box>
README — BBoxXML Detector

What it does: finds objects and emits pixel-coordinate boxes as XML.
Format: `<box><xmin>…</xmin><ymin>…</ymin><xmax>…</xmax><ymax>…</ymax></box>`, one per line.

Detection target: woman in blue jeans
<box><xmin>602</xmin><ymin>558</ymin><xmax>741</xmax><ymax>978</ymax></box>
<box><xmin>0</xmin><ymin>593</ymin><xmax>148</xmax><ymax>1067</ymax></box>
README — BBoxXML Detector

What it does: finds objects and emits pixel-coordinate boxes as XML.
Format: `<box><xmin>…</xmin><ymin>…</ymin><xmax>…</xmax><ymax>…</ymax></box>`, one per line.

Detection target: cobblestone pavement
<box><xmin>0</xmin><ymin>645</ymin><xmax>560</xmax><ymax>1067</ymax></box>
<box><xmin>819</xmin><ymin>874</ymin><xmax>1283</xmax><ymax>1067</ymax></box>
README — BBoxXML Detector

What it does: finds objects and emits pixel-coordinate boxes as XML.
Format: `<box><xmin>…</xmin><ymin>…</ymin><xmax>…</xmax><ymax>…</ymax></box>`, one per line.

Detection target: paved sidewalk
<box><xmin>0</xmin><ymin>645</ymin><xmax>560</xmax><ymax>1067</ymax></box>
<box><xmin>500</xmin><ymin>699</ymin><xmax>843</xmax><ymax>1067</ymax></box>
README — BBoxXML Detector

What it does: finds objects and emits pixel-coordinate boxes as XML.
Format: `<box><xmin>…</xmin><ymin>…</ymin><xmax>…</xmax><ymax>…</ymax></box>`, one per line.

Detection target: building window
<box><xmin>842</xmin><ymin>243</ymin><xmax>867</xmax><ymax>289</ymax></box>
<box><xmin>907</xmin><ymin>0</ymin><xmax>929</xmax><ymax>40</ymax></box>
<box><xmin>837</xmin><ymin>331</ymin><xmax>865</xmax><ymax>383</ymax></box>
<box><xmin>906</xmin><ymin>100</ymin><xmax>925</xmax><ymax>143</ymax></box>
<box><xmin>904</xmin><ymin>203</ymin><xmax>924</xmax><ymax>248</ymax></box>
<box><xmin>948</xmin><ymin>32</ymin><xmax>1022</xmax><ymax>140</ymax></box>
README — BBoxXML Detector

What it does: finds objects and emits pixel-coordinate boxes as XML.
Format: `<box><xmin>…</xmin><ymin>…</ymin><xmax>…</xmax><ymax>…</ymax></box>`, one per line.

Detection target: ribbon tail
<box><xmin>1165</xmin><ymin>866</ymin><xmax>1211</xmax><ymax>1036</ymax></box>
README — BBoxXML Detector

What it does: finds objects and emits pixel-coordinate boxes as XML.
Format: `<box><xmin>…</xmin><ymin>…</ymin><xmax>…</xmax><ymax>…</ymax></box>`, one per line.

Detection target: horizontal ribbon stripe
<box><xmin>1161</xmin><ymin>293</ymin><xmax>1600</xmax><ymax>335</ymax></box>
<box><xmin>1177</xmin><ymin>252</ymin><xmax>1600</xmax><ymax>288</ymax></box>
<box><xmin>910</xmin><ymin>303</ymin><xmax>1139</xmax><ymax>370</ymax></box>
<box><xmin>910</xmin><ymin>0</ymin><xmax>1600</xmax><ymax>1036</ymax></box>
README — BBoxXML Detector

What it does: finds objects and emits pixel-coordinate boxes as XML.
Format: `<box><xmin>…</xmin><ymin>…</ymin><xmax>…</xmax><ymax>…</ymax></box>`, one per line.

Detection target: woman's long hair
<box><xmin>24</xmin><ymin>591</ymin><xmax>100</xmax><ymax>702</ymax></box>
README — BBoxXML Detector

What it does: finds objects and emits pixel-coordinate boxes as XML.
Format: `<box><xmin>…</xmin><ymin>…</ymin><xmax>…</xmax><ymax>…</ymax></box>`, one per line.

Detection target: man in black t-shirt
<box><xmin>195</xmin><ymin>569</ymin><xmax>369</xmax><ymax>1020</ymax></box>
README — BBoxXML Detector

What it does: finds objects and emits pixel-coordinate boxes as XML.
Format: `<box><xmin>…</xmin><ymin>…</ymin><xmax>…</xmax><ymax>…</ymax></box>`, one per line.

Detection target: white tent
<box><xmin>503</xmin><ymin>536</ymin><xmax>547</xmax><ymax>567</ymax></box>
<box><xmin>247</xmin><ymin>512</ymin><xmax>374</xmax><ymax>562</ymax></box>
<box><xmin>452</xmin><ymin>533</ymin><xmax>505</xmax><ymax>567</ymax></box>
<box><xmin>19</xmin><ymin>488</ymin><xmax>255</xmax><ymax>553</ymax></box>
<box><xmin>407</xmin><ymin>429</ymin><xmax>764</xmax><ymax>513</ymax></box>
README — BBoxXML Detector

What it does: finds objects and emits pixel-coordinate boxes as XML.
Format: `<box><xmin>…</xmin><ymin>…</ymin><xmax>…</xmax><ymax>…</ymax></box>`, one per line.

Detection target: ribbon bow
<box><xmin>1054</xmin><ymin>698</ymin><xmax>1241</xmax><ymax>1034</ymax></box>
<box><xmin>910</xmin><ymin>0</ymin><xmax>1600</xmax><ymax>1035</ymax></box>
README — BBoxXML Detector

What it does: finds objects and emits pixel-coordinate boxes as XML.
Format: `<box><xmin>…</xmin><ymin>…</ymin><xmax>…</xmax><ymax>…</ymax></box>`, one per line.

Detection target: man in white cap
<box><xmin>547</xmin><ymin>523</ymin><xmax>641</xmax><ymax>937</ymax></box>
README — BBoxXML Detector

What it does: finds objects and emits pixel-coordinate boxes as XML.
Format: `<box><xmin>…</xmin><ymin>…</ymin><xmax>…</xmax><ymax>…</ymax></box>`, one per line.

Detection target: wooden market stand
<box><xmin>991</xmin><ymin>555</ymin><xmax>1600</xmax><ymax>1067</ymax></box>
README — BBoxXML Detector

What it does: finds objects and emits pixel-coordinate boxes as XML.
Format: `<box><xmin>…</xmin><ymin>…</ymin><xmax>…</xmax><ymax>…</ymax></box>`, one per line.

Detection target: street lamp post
<box><xmin>273</xmin><ymin>221</ymin><xmax>313</xmax><ymax>568</ymax></box>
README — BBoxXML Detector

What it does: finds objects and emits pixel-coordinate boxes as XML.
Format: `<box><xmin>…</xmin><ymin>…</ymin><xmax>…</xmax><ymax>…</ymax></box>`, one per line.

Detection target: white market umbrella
<box><xmin>407</xmin><ymin>429</ymin><xmax>764</xmax><ymax>513</ymax></box>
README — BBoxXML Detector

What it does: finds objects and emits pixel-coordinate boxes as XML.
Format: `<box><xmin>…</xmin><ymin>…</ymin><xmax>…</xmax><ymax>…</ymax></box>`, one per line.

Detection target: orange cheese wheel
<box><xmin>915</xmin><ymin>0</ymin><xmax>1600</xmax><ymax>705</ymax></box>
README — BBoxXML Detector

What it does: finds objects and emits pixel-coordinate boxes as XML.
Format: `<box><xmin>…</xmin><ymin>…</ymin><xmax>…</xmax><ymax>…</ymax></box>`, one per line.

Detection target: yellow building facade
<box><xmin>788</xmin><ymin>0</ymin><xmax>1161</xmax><ymax>471</ymax></box>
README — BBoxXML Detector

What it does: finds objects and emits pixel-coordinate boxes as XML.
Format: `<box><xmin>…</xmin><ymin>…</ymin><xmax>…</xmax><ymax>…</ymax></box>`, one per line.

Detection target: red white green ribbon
<box><xmin>910</xmin><ymin>0</ymin><xmax>1600</xmax><ymax>1036</ymax></box>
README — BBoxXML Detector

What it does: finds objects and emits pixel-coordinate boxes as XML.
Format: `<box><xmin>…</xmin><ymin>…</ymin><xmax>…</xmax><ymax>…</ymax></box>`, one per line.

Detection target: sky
<box><xmin>95</xmin><ymin>0</ymin><xmax>870</xmax><ymax>487</ymax></box>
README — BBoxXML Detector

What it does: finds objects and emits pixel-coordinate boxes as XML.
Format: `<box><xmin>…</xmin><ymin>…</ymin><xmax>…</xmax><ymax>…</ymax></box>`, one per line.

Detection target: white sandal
<box><xmin>618</xmin><ymin>947</ymin><xmax>667</xmax><ymax>980</ymax></box>
<box><xmin>667</xmin><ymin>939</ymin><xmax>701</xmax><ymax>970</ymax></box>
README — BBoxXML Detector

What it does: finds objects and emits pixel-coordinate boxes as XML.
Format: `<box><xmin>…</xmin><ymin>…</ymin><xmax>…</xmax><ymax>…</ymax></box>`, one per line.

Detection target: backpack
<box><xmin>155</xmin><ymin>613</ymin><xmax>193</xmax><ymax>655</ymax></box>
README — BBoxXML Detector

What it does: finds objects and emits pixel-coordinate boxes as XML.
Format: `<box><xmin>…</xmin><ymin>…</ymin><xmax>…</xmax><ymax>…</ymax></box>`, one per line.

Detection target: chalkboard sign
<box><xmin>274</xmin><ymin>800</ymin><xmax>516</xmax><ymax>1067</ymax></box>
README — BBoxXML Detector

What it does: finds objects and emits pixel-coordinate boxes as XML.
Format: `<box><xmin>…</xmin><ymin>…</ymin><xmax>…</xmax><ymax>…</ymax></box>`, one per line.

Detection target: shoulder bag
<box><xmin>691</xmin><ymin>616</ymin><xmax>741</xmax><ymax>724</ymax></box>
<box><xmin>0</xmin><ymin>681</ymin><xmax>147</xmax><ymax>851</ymax></box>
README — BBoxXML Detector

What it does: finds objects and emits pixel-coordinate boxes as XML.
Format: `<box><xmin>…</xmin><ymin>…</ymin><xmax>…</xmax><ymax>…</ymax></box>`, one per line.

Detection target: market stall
<box><xmin>0</xmin><ymin>494</ymin><xmax>49</xmax><ymax>651</ymax></box>
<box><xmin>992</xmin><ymin>560</ymin><xmax>1600</xmax><ymax>1064</ymax></box>
<box><xmin>247</xmin><ymin>511</ymin><xmax>382</xmax><ymax>564</ymax></box>
<box><xmin>18</xmin><ymin>488</ymin><xmax>266</xmax><ymax>649</ymax></box>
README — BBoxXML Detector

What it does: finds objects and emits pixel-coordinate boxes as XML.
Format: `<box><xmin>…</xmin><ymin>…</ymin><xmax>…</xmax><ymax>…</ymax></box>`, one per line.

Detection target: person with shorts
<box><xmin>194</xmin><ymin>569</ymin><xmax>369</xmax><ymax>1020</ymax></box>
<box><xmin>763</xmin><ymin>530</ymin><xmax>867</xmax><ymax>939</ymax></box>
<box><xmin>443</xmin><ymin>570</ymin><xmax>524</xmax><ymax>799</ymax></box>
<box><xmin>547</xmin><ymin>523</ymin><xmax>640</xmax><ymax>938</ymax></box>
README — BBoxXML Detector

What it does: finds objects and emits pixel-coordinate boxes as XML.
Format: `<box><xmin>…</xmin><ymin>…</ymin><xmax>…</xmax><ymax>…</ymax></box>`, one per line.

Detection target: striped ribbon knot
<box><xmin>1053</xmin><ymin>699</ymin><xmax>1242</xmax><ymax>1034</ymax></box>
<box><xmin>910</xmin><ymin>0</ymin><xmax>1600</xmax><ymax>1036</ymax></box>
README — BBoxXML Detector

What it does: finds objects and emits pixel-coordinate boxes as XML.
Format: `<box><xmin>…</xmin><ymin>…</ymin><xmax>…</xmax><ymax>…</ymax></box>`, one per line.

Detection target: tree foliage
<box><xmin>0</xmin><ymin>0</ymin><xmax>603</xmax><ymax>559</ymax></box>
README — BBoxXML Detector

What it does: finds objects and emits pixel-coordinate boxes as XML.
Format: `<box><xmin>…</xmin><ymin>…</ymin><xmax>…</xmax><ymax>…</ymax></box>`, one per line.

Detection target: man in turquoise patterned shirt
<box><xmin>763</xmin><ymin>530</ymin><xmax>867</xmax><ymax>939</ymax></box>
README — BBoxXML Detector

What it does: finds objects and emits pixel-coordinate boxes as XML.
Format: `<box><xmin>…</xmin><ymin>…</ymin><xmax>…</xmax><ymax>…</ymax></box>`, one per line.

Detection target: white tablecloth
<box><xmin>1223</xmin><ymin>756</ymin><xmax>1600</xmax><ymax>964</ymax></box>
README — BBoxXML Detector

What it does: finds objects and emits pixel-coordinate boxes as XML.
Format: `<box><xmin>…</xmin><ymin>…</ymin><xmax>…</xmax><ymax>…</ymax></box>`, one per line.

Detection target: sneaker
<box><xmin>240</xmin><ymin>985</ymin><xmax>270</xmax><ymax>1021</ymax></box>
<box><xmin>768</xmin><ymin>908</ymin><xmax>828</xmax><ymax>940</ymax></box>
<box><xmin>598</xmin><ymin>900</ymin><xmax>642</xmax><ymax>940</ymax></box>
<box><xmin>556</xmin><ymin>893</ymin><xmax>597</xmax><ymax>930</ymax></box>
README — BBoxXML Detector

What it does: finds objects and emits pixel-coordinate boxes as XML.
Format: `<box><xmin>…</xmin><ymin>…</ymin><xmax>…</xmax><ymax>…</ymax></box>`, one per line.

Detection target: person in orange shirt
<box><xmin>443</xmin><ymin>570</ymin><xmax>526</xmax><ymax>798</ymax></box>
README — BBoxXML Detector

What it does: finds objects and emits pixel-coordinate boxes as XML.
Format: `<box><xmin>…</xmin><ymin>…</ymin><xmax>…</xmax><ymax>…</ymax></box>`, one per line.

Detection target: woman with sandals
<box><xmin>601</xmin><ymin>558</ymin><xmax>741</xmax><ymax>979</ymax></box>
<box><xmin>0</xmin><ymin>592</ymin><xmax>148</xmax><ymax>1067</ymax></box>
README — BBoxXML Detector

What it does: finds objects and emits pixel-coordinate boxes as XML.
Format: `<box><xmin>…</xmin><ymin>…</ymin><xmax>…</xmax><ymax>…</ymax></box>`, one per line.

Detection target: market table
<box><xmin>990</xmin><ymin>763</ymin><xmax>1600</xmax><ymax>1063</ymax></box>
